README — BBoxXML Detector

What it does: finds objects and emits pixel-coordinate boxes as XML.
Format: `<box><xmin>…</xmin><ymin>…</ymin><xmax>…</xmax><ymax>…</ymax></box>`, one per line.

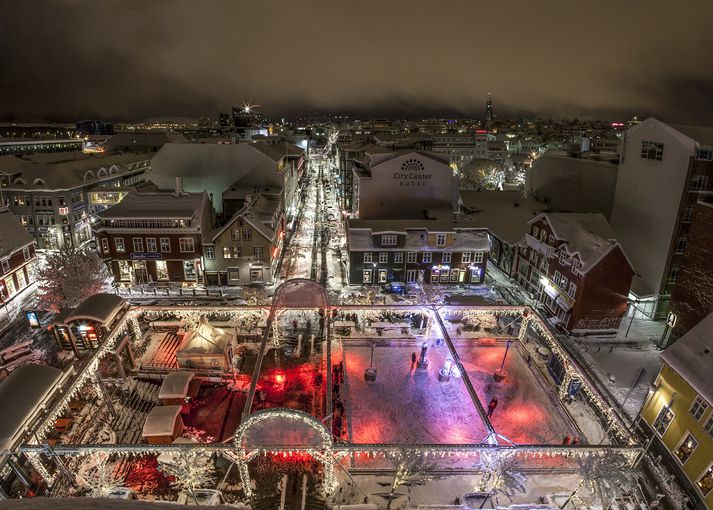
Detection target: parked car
<box><xmin>382</xmin><ymin>281</ymin><xmax>407</xmax><ymax>295</ymax></box>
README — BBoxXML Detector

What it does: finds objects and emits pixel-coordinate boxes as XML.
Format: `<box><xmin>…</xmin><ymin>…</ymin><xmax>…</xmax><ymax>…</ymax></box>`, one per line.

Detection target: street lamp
<box><xmin>494</xmin><ymin>339</ymin><xmax>511</xmax><ymax>382</ymax></box>
<box><xmin>364</xmin><ymin>341</ymin><xmax>377</xmax><ymax>382</ymax></box>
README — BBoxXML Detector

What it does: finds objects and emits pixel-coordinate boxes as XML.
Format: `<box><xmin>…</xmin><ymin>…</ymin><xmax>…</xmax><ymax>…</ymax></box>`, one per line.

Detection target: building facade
<box><xmin>346</xmin><ymin>219</ymin><xmax>489</xmax><ymax>285</ymax></box>
<box><xmin>668</xmin><ymin>193</ymin><xmax>713</xmax><ymax>343</ymax></box>
<box><xmin>637</xmin><ymin>313</ymin><xmax>713</xmax><ymax>510</ymax></box>
<box><xmin>514</xmin><ymin>213</ymin><xmax>634</xmax><ymax>333</ymax></box>
<box><xmin>203</xmin><ymin>194</ymin><xmax>285</xmax><ymax>286</ymax></box>
<box><xmin>610</xmin><ymin>118</ymin><xmax>713</xmax><ymax>319</ymax></box>
<box><xmin>94</xmin><ymin>190</ymin><xmax>213</xmax><ymax>286</ymax></box>
<box><xmin>0</xmin><ymin>152</ymin><xmax>150</xmax><ymax>250</ymax></box>
<box><xmin>0</xmin><ymin>207</ymin><xmax>37</xmax><ymax>306</ymax></box>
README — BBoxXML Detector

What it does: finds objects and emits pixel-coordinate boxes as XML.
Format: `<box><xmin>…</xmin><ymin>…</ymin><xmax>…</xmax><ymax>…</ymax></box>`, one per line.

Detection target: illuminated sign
<box><xmin>667</xmin><ymin>312</ymin><xmax>677</xmax><ymax>328</ymax></box>
<box><xmin>58</xmin><ymin>207</ymin><xmax>69</xmax><ymax>215</ymax></box>
<box><xmin>26</xmin><ymin>311</ymin><xmax>41</xmax><ymax>329</ymax></box>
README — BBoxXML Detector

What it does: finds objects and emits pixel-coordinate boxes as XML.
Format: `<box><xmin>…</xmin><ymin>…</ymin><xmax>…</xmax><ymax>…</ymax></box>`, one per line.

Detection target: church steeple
<box><xmin>485</xmin><ymin>92</ymin><xmax>494</xmax><ymax>129</ymax></box>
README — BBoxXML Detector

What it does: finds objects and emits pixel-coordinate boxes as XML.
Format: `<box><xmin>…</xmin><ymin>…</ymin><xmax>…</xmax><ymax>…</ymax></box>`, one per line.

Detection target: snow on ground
<box><xmin>342</xmin><ymin>337</ymin><xmax>488</xmax><ymax>444</ymax></box>
<box><xmin>334</xmin><ymin>473</ymin><xmax>587</xmax><ymax>509</ymax></box>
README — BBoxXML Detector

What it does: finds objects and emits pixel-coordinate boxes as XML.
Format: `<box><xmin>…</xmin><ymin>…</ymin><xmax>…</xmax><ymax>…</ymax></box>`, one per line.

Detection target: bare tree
<box><xmin>460</xmin><ymin>160</ymin><xmax>505</xmax><ymax>190</ymax></box>
<box><xmin>81</xmin><ymin>454</ymin><xmax>124</xmax><ymax>497</ymax></box>
<box><xmin>561</xmin><ymin>452</ymin><xmax>636</xmax><ymax>509</ymax></box>
<box><xmin>36</xmin><ymin>247</ymin><xmax>113</xmax><ymax>312</ymax></box>
<box><xmin>243</xmin><ymin>286</ymin><xmax>268</xmax><ymax>306</ymax></box>
<box><xmin>385</xmin><ymin>447</ymin><xmax>438</xmax><ymax>509</ymax></box>
<box><xmin>475</xmin><ymin>453</ymin><xmax>527</xmax><ymax>508</ymax></box>
<box><xmin>159</xmin><ymin>449</ymin><xmax>215</xmax><ymax>504</ymax></box>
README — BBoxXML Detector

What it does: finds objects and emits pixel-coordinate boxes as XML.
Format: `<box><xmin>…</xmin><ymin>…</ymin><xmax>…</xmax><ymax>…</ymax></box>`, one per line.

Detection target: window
<box><xmin>231</xmin><ymin>229</ymin><xmax>240</xmax><ymax>241</ymax></box>
<box><xmin>548</xmin><ymin>234</ymin><xmax>555</xmax><ymax>246</ymax></box>
<box><xmin>363</xmin><ymin>252</ymin><xmax>372</xmax><ymax>264</ymax></box>
<box><xmin>436</xmin><ymin>234</ymin><xmax>446</xmax><ymax>246</ymax></box>
<box><xmin>101</xmin><ymin>238</ymin><xmax>109</xmax><ymax>254</ymax></box>
<box><xmin>160</xmin><ymin>238</ymin><xmax>171</xmax><ymax>253</ymax></box>
<box><xmin>422</xmin><ymin>252</ymin><xmax>432</xmax><ymax>263</ymax></box>
<box><xmin>233</xmin><ymin>246</ymin><xmax>242</xmax><ymax>258</ymax></box>
<box><xmin>254</xmin><ymin>246</ymin><xmax>263</xmax><ymax>260</ymax></box>
<box><xmin>115</xmin><ymin>237</ymin><xmax>125</xmax><ymax>253</ymax></box>
<box><xmin>146</xmin><ymin>238</ymin><xmax>157</xmax><ymax>253</ymax></box>
<box><xmin>407</xmin><ymin>252</ymin><xmax>417</xmax><ymax>263</ymax></box>
<box><xmin>461</xmin><ymin>252</ymin><xmax>472</xmax><ymax>264</ymax></box>
<box><xmin>205</xmin><ymin>246</ymin><xmax>215</xmax><ymax>259</ymax></box>
<box><xmin>0</xmin><ymin>258</ymin><xmax>9</xmax><ymax>273</ymax></box>
<box><xmin>179</xmin><ymin>238</ymin><xmax>194</xmax><ymax>253</ymax></box>
<box><xmin>705</xmin><ymin>414</ymin><xmax>713</xmax><ymax>438</ymax></box>
<box><xmin>568</xmin><ymin>281</ymin><xmax>577</xmax><ymax>298</ymax></box>
<box><xmin>378</xmin><ymin>252</ymin><xmax>388</xmax><ymax>264</ymax></box>
<box><xmin>378</xmin><ymin>269</ymin><xmax>388</xmax><ymax>283</ymax></box>
<box><xmin>653</xmin><ymin>405</ymin><xmax>674</xmax><ymax>436</ymax></box>
<box><xmin>668</xmin><ymin>267</ymin><xmax>679</xmax><ymax>284</ymax></box>
<box><xmin>223</xmin><ymin>247</ymin><xmax>232</xmax><ymax>259</ymax></box>
<box><xmin>362</xmin><ymin>269</ymin><xmax>372</xmax><ymax>283</ymax></box>
<box><xmin>560</xmin><ymin>275</ymin><xmax>568</xmax><ymax>290</ymax></box>
<box><xmin>696</xmin><ymin>148</ymin><xmax>713</xmax><ymax>160</ymax></box>
<box><xmin>571</xmin><ymin>257</ymin><xmax>582</xmax><ymax>274</ymax></box>
<box><xmin>394</xmin><ymin>252</ymin><xmax>403</xmax><ymax>263</ymax></box>
<box><xmin>473</xmin><ymin>252</ymin><xmax>484</xmax><ymax>264</ymax></box>
<box><xmin>242</xmin><ymin>229</ymin><xmax>252</xmax><ymax>241</ymax></box>
<box><xmin>559</xmin><ymin>251</ymin><xmax>569</xmax><ymax>265</ymax></box>
<box><xmin>641</xmin><ymin>140</ymin><xmax>664</xmax><ymax>161</ymax></box>
<box><xmin>554</xmin><ymin>270</ymin><xmax>562</xmax><ymax>286</ymax></box>
<box><xmin>132</xmin><ymin>237</ymin><xmax>144</xmax><ymax>253</ymax></box>
<box><xmin>532</xmin><ymin>226</ymin><xmax>539</xmax><ymax>238</ymax></box>
<box><xmin>381</xmin><ymin>234</ymin><xmax>397</xmax><ymax>246</ymax></box>
<box><xmin>697</xmin><ymin>463</ymin><xmax>713</xmax><ymax>497</ymax></box>
<box><xmin>22</xmin><ymin>247</ymin><xmax>30</xmax><ymax>261</ymax></box>
<box><xmin>690</xmin><ymin>396</ymin><xmax>709</xmax><ymax>421</ymax></box>
<box><xmin>442</xmin><ymin>252</ymin><xmax>452</xmax><ymax>264</ymax></box>
<box><xmin>691</xmin><ymin>175</ymin><xmax>708</xmax><ymax>190</ymax></box>
<box><xmin>674</xmin><ymin>237</ymin><xmax>687</xmax><ymax>254</ymax></box>
<box><xmin>682</xmin><ymin>206</ymin><xmax>694</xmax><ymax>223</ymax></box>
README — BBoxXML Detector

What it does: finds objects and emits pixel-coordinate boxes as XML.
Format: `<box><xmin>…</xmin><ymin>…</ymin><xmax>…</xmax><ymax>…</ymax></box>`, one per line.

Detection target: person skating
<box><xmin>487</xmin><ymin>397</ymin><xmax>498</xmax><ymax>418</ymax></box>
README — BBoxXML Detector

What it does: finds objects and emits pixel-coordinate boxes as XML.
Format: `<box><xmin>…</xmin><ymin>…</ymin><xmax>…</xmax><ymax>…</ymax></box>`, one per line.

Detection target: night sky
<box><xmin>2</xmin><ymin>0</ymin><xmax>713</xmax><ymax>123</ymax></box>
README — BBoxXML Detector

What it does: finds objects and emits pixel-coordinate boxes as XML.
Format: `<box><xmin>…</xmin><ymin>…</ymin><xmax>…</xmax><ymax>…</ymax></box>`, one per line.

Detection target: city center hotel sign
<box><xmin>393</xmin><ymin>158</ymin><xmax>433</xmax><ymax>187</ymax></box>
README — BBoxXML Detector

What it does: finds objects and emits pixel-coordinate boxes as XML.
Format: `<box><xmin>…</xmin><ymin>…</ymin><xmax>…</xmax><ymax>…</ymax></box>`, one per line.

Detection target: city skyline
<box><xmin>2</xmin><ymin>0</ymin><xmax>713</xmax><ymax>123</ymax></box>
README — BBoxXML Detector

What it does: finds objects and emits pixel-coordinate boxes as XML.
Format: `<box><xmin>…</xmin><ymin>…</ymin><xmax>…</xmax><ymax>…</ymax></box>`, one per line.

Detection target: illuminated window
<box><xmin>223</xmin><ymin>247</ymin><xmax>231</xmax><ymax>259</ymax></box>
<box><xmin>160</xmin><ymin>238</ymin><xmax>171</xmax><ymax>253</ymax></box>
<box><xmin>101</xmin><ymin>238</ymin><xmax>109</xmax><ymax>254</ymax></box>
<box><xmin>697</xmin><ymin>463</ymin><xmax>713</xmax><ymax>496</ymax></box>
<box><xmin>115</xmin><ymin>237</ymin><xmax>125</xmax><ymax>253</ymax></box>
<box><xmin>233</xmin><ymin>246</ymin><xmax>241</xmax><ymax>258</ymax></box>
<box><xmin>362</xmin><ymin>269</ymin><xmax>372</xmax><ymax>284</ymax></box>
<box><xmin>653</xmin><ymin>405</ymin><xmax>674</xmax><ymax>436</ymax></box>
<box><xmin>674</xmin><ymin>433</ymin><xmax>698</xmax><ymax>464</ymax></box>
<box><xmin>641</xmin><ymin>141</ymin><xmax>664</xmax><ymax>161</ymax></box>
<box><xmin>381</xmin><ymin>234</ymin><xmax>397</xmax><ymax>246</ymax></box>
<box><xmin>179</xmin><ymin>238</ymin><xmax>194</xmax><ymax>253</ymax></box>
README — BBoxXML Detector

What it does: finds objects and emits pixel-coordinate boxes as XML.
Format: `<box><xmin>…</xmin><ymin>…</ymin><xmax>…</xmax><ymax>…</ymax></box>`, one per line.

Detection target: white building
<box><xmin>352</xmin><ymin>150</ymin><xmax>458</xmax><ymax>219</ymax></box>
<box><xmin>610</xmin><ymin>118</ymin><xmax>713</xmax><ymax>319</ymax></box>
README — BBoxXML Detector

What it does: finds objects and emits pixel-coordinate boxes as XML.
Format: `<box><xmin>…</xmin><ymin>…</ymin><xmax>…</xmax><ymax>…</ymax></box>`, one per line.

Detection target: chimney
<box><xmin>175</xmin><ymin>176</ymin><xmax>183</xmax><ymax>195</ymax></box>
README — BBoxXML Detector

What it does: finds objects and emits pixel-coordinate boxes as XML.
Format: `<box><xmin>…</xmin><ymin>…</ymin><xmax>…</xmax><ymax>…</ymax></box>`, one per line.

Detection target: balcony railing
<box><xmin>525</xmin><ymin>234</ymin><xmax>555</xmax><ymax>258</ymax></box>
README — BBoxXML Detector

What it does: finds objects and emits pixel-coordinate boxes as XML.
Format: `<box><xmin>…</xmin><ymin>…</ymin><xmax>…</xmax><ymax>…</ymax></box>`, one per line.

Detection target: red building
<box><xmin>0</xmin><ymin>206</ymin><xmax>36</xmax><ymax>305</ymax></box>
<box><xmin>94</xmin><ymin>190</ymin><xmax>213</xmax><ymax>286</ymax></box>
<box><xmin>515</xmin><ymin>213</ymin><xmax>634</xmax><ymax>334</ymax></box>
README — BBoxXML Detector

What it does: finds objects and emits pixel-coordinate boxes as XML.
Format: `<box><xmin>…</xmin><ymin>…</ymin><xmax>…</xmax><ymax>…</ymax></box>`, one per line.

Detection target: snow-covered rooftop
<box><xmin>531</xmin><ymin>213</ymin><xmax>630</xmax><ymax>273</ymax></box>
<box><xmin>98</xmin><ymin>191</ymin><xmax>208</xmax><ymax>222</ymax></box>
<box><xmin>142</xmin><ymin>405</ymin><xmax>182</xmax><ymax>437</ymax></box>
<box><xmin>0</xmin><ymin>207</ymin><xmax>34</xmax><ymax>260</ymax></box>
<box><xmin>0</xmin><ymin>364</ymin><xmax>65</xmax><ymax>452</ymax></box>
<box><xmin>179</xmin><ymin>319</ymin><xmax>232</xmax><ymax>355</ymax></box>
<box><xmin>159</xmin><ymin>371</ymin><xmax>195</xmax><ymax>400</ymax></box>
<box><xmin>459</xmin><ymin>190</ymin><xmax>548</xmax><ymax>245</ymax></box>
<box><xmin>661</xmin><ymin>312</ymin><xmax>713</xmax><ymax>404</ymax></box>
<box><xmin>61</xmin><ymin>293</ymin><xmax>126</xmax><ymax>325</ymax></box>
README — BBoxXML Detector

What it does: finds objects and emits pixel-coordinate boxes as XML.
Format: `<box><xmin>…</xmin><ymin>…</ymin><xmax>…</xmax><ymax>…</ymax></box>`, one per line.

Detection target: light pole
<box><xmin>494</xmin><ymin>339</ymin><xmax>511</xmax><ymax>381</ymax></box>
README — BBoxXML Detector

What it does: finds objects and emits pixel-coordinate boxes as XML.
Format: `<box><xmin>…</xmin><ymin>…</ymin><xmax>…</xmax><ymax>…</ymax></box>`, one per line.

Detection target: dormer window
<box><xmin>381</xmin><ymin>234</ymin><xmax>397</xmax><ymax>246</ymax></box>
<box><xmin>33</xmin><ymin>178</ymin><xmax>45</xmax><ymax>186</ymax></box>
<box><xmin>436</xmin><ymin>234</ymin><xmax>447</xmax><ymax>247</ymax></box>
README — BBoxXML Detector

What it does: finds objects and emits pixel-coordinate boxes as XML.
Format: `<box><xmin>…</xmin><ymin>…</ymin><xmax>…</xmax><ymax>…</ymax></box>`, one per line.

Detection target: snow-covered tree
<box><xmin>385</xmin><ymin>447</ymin><xmax>438</xmax><ymax>509</ymax></box>
<box><xmin>81</xmin><ymin>454</ymin><xmax>124</xmax><ymax>497</ymax></box>
<box><xmin>36</xmin><ymin>247</ymin><xmax>113</xmax><ymax>312</ymax></box>
<box><xmin>475</xmin><ymin>453</ymin><xmax>527</xmax><ymax>508</ymax></box>
<box><xmin>460</xmin><ymin>160</ymin><xmax>505</xmax><ymax>190</ymax></box>
<box><xmin>243</xmin><ymin>286</ymin><xmax>268</xmax><ymax>306</ymax></box>
<box><xmin>159</xmin><ymin>449</ymin><xmax>215</xmax><ymax>503</ymax></box>
<box><xmin>562</xmin><ymin>452</ymin><xmax>636</xmax><ymax>508</ymax></box>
